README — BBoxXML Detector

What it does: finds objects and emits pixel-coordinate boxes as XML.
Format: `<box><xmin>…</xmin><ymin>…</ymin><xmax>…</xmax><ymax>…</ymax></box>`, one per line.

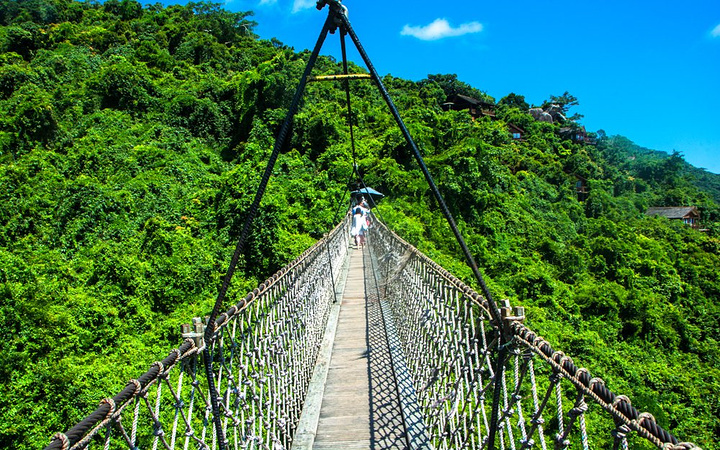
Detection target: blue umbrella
<box><xmin>351</xmin><ymin>187</ymin><xmax>384</xmax><ymax>204</ymax></box>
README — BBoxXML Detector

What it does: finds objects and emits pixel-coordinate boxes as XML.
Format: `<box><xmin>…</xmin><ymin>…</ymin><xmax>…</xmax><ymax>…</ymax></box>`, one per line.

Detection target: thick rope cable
<box><xmin>339</xmin><ymin>27</ymin><xmax>386</xmax><ymax>227</ymax></box>
<box><xmin>44</xmin><ymin>342</ymin><xmax>193</xmax><ymax>450</ymax></box>
<box><xmin>201</xmin><ymin>12</ymin><xmax>334</xmax><ymax>450</ymax></box>
<box><xmin>510</xmin><ymin>321</ymin><xmax>688</xmax><ymax>447</ymax></box>
<box><xmin>43</xmin><ymin>3</ymin><xmax>702</xmax><ymax>450</ymax></box>
<box><xmin>340</xmin><ymin>29</ymin><xmax>359</xmax><ymax>180</ymax></box>
<box><xmin>330</xmin><ymin>3</ymin><xmax>509</xmax><ymax>446</ymax></box>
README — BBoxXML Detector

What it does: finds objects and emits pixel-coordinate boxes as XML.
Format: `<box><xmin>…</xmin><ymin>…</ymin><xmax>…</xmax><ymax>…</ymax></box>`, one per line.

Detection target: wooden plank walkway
<box><xmin>312</xmin><ymin>246</ymin><xmax>408</xmax><ymax>450</ymax></box>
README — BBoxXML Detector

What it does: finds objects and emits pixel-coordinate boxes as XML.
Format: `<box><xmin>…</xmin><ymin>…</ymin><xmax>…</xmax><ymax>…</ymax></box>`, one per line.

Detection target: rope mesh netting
<box><xmin>42</xmin><ymin>4</ymin><xmax>701</xmax><ymax>449</ymax></box>
<box><xmin>45</xmin><ymin>217</ymin><xmax>350</xmax><ymax>450</ymax></box>
<box><xmin>45</xmin><ymin>217</ymin><xmax>700</xmax><ymax>450</ymax></box>
<box><xmin>366</xmin><ymin>218</ymin><xmax>699</xmax><ymax>450</ymax></box>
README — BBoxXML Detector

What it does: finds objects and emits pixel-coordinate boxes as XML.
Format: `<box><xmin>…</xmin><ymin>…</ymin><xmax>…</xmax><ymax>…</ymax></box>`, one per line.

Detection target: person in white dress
<box><xmin>350</xmin><ymin>197</ymin><xmax>369</xmax><ymax>248</ymax></box>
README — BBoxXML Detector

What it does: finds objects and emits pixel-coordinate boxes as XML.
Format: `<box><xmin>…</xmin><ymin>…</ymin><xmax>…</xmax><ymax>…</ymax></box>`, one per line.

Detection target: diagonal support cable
<box><xmin>326</xmin><ymin>1</ymin><xmax>509</xmax><ymax>447</ymax></box>
<box><xmin>339</xmin><ymin>28</ymin><xmax>386</xmax><ymax>224</ymax></box>
<box><xmin>202</xmin><ymin>11</ymin><xmax>334</xmax><ymax>450</ymax></box>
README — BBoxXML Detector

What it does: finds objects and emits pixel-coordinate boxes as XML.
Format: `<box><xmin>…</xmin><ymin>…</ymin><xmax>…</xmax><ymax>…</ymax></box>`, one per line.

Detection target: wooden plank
<box><xmin>295</xmin><ymin>246</ymin><xmax>410</xmax><ymax>449</ymax></box>
<box><xmin>313</xmin><ymin>248</ymin><xmax>371</xmax><ymax>446</ymax></box>
<box><xmin>312</xmin><ymin>247</ymin><xmax>409</xmax><ymax>449</ymax></box>
<box><xmin>291</xmin><ymin>247</ymin><xmax>350</xmax><ymax>450</ymax></box>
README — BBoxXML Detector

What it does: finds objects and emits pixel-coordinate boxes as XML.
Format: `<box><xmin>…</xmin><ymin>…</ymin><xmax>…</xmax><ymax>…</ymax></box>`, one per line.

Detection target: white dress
<box><xmin>350</xmin><ymin>207</ymin><xmax>368</xmax><ymax>237</ymax></box>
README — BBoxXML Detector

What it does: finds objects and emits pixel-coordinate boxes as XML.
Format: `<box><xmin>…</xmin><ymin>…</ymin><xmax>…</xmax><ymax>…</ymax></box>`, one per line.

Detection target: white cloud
<box><xmin>259</xmin><ymin>0</ymin><xmax>277</xmax><ymax>5</ymax></box>
<box><xmin>292</xmin><ymin>0</ymin><xmax>315</xmax><ymax>13</ymax></box>
<box><xmin>401</xmin><ymin>18</ymin><xmax>483</xmax><ymax>41</ymax></box>
<box><xmin>712</xmin><ymin>23</ymin><xmax>720</xmax><ymax>38</ymax></box>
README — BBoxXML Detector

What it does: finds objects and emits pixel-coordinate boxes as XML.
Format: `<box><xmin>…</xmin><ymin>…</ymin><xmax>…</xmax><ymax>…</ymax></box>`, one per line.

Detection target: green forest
<box><xmin>1</xmin><ymin>0</ymin><xmax>719</xmax><ymax>448</ymax></box>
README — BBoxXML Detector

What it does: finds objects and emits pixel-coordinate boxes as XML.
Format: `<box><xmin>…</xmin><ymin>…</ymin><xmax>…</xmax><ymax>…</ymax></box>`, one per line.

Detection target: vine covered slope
<box><xmin>1</xmin><ymin>1</ymin><xmax>719</xmax><ymax>448</ymax></box>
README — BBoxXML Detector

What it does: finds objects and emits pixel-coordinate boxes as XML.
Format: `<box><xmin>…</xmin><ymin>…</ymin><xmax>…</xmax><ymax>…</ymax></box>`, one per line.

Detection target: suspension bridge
<box><xmin>44</xmin><ymin>1</ymin><xmax>701</xmax><ymax>449</ymax></box>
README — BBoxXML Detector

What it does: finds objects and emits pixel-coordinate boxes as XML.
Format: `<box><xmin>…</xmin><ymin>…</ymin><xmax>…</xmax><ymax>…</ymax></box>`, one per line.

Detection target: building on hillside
<box><xmin>508</xmin><ymin>123</ymin><xmax>525</xmax><ymax>141</ymax></box>
<box><xmin>645</xmin><ymin>206</ymin><xmax>700</xmax><ymax>229</ymax></box>
<box><xmin>559</xmin><ymin>125</ymin><xmax>596</xmax><ymax>145</ymax></box>
<box><xmin>575</xmin><ymin>178</ymin><xmax>589</xmax><ymax>201</ymax></box>
<box><xmin>442</xmin><ymin>94</ymin><xmax>495</xmax><ymax>119</ymax></box>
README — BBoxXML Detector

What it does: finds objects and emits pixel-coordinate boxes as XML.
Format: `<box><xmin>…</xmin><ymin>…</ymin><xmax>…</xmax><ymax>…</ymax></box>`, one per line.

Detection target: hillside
<box><xmin>1</xmin><ymin>1</ymin><xmax>719</xmax><ymax>448</ymax></box>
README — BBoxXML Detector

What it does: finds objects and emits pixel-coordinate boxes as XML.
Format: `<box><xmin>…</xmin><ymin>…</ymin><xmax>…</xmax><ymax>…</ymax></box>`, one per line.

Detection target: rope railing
<box><xmin>44</xmin><ymin>216</ymin><xmax>350</xmax><ymax>450</ymax></box>
<box><xmin>45</xmin><ymin>215</ymin><xmax>701</xmax><ymax>450</ymax></box>
<box><xmin>39</xmin><ymin>2</ymin><xmax>703</xmax><ymax>447</ymax></box>
<box><xmin>367</xmin><ymin>217</ymin><xmax>701</xmax><ymax>450</ymax></box>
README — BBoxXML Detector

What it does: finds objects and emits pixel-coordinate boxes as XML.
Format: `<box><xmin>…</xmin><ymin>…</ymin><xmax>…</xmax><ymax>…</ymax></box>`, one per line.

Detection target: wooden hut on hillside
<box><xmin>560</xmin><ymin>125</ymin><xmax>596</xmax><ymax>145</ymax></box>
<box><xmin>645</xmin><ymin>206</ymin><xmax>700</xmax><ymax>229</ymax></box>
<box><xmin>508</xmin><ymin>123</ymin><xmax>525</xmax><ymax>141</ymax></box>
<box><xmin>442</xmin><ymin>94</ymin><xmax>496</xmax><ymax>119</ymax></box>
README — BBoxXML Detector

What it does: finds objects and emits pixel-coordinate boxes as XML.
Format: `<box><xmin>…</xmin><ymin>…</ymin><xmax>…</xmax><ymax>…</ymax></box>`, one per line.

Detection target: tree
<box><xmin>4</xmin><ymin>83</ymin><xmax>57</xmax><ymax>149</ymax></box>
<box><xmin>543</xmin><ymin>91</ymin><xmax>583</xmax><ymax>121</ymax></box>
<box><xmin>421</xmin><ymin>73</ymin><xmax>493</xmax><ymax>103</ymax></box>
<box><xmin>2</xmin><ymin>23</ymin><xmax>44</xmax><ymax>58</ymax></box>
<box><xmin>86</xmin><ymin>56</ymin><xmax>155</xmax><ymax>111</ymax></box>
<box><xmin>498</xmin><ymin>92</ymin><xmax>529</xmax><ymax>110</ymax></box>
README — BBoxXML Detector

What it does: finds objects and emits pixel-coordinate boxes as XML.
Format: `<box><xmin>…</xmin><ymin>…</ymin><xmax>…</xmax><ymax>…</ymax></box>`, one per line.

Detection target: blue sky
<box><xmin>193</xmin><ymin>0</ymin><xmax>720</xmax><ymax>173</ymax></box>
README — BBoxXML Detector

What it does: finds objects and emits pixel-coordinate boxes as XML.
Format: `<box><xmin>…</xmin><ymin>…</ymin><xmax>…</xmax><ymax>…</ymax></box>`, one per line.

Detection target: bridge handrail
<box><xmin>45</xmin><ymin>339</ymin><xmax>201</xmax><ymax>450</ymax></box>
<box><xmin>44</xmin><ymin>216</ymin><xmax>351</xmax><ymax>450</ymax></box>
<box><xmin>369</xmin><ymin>215</ymin><xmax>494</xmax><ymax>320</ymax></box>
<box><xmin>208</xmin><ymin>215</ymin><xmax>349</xmax><ymax>336</ymax></box>
<box><xmin>510</xmin><ymin>321</ymin><xmax>684</xmax><ymax>448</ymax></box>
<box><xmin>369</xmin><ymin>217</ymin><xmax>699</xmax><ymax>449</ymax></box>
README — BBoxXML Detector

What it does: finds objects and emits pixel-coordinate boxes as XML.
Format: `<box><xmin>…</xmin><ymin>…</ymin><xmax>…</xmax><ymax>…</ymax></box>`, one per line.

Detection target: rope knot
<box><xmin>613</xmin><ymin>394</ymin><xmax>631</xmax><ymax>406</ymax></box>
<box><xmin>153</xmin><ymin>361</ymin><xmax>167</xmax><ymax>379</ymax></box>
<box><xmin>551</xmin><ymin>350</ymin><xmax>566</xmax><ymax>364</ymax></box>
<box><xmin>549</xmin><ymin>372</ymin><xmax>563</xmax><ymax>383</ymax></box>
<box><xmin>612</xmin><ymin>423</ymin><xmax>631</xmax><ymax>440</ymax></box>
<box><xmin>589</xmin><ymin>377</ymin><xmax>605</xmax><ymax>389</ymax></box>
<box><xmin>568</xmin><ymin>397</ymin><xmax>588</xmax><ymax>419</ymax></box>
<box><xmin>153</xmin><ymin>420</ymin><xmax>165</xmax><ymax>437</ymax></box>
<box><xmin>129</xmin><ymin>379</ymin><xmax>142</xmax><ymax>395</ymax></box>
<box><xmin>100</xmin><ymin>398</ymin><xmax>116</xmax><ymax>420</ymax></box>
<box><xmin>636</xmin><ymin>412</ymin><xmax>657</xmax><ymax>427</ymax></box>
<box><xmin>574</xmin><ymin>367</ymin><xmax>590</xmax><ymax>385</ymax></box>
<box><xmin>532</xmin><ymin>336</ymin><xmax>548</xmax><ymax>349</ymax></box>
<box><xmin>559</xmin><ymin>354</ymin><xmax>574</xmax><ymax>372</ymax></box>
<box><xmin>554</xmin><ymin>433</ymin><xmax>570</xmax><ymax>448</ymax></box>
<box><xmin>662</xmin><ymin>443</ymin><xmax>702</xmax><ymax>450</ymax></box>
<box><xmin>612</xmin><ymin>394</ymin><xmax>633</xmax><ymax>419</ymax></box>
<box><xmin>531</xmin><ymin>416</ymin><xmax>545</xmax><ymax>425</ymax></box>
<box><xmin>51</xmin><ymin>433</ymin><xmax>70</xmax><ymax>450</ymax></box>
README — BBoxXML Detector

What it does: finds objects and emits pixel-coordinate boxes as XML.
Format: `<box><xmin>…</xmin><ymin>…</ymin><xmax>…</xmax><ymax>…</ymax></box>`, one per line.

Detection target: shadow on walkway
<box><xmin>363</xmin><ymin>248</ymin><xmax>408</xmax><ymax>449</ymax></box>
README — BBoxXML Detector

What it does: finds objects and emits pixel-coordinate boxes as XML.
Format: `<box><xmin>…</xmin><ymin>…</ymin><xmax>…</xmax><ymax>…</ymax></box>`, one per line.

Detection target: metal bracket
<box><xmin>316</xmin><ymin>0</ymin><xmax>347</xmax><ymax>33</ymax></box>
<box><xmin>500</xmin><ymin>299</ymin><xmax>525</xmax><ymax>345</ymax></box>
<box><xmin>501</xmin><ymin>299</ymin><xmax>526</xmax><ymax>323</ymax></box>
<box><xmin>316</xmin><ymin>0</ymin><xmax>342</xmax><ymax>11</ymax></box>
<box><xmin>181</xmin><ymin>317</ymin><xmax>207</xmax><ymax>349</ymax></box>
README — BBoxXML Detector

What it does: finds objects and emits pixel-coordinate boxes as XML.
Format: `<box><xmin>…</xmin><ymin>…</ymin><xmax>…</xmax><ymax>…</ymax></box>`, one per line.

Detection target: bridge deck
<box><xmin>312</xmin><ymin>246</ymin><xmax>408</xmax><ymax>449</ymax></box>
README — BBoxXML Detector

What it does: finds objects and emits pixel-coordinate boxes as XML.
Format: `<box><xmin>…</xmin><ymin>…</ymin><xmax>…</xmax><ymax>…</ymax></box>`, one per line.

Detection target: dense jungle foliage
<box><xmin>1</xmin><ymin>0</ymin><xmax>719</xmax><ymax>448</ymax></box>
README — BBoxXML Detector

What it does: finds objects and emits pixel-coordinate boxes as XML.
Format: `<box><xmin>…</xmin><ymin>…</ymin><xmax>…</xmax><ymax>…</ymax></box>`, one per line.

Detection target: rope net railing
<box><xmin>367</xmin><ymin>217</ymin><xmax>700</xmax><ymax>450</ymax></box>
<box><xmin>45</xmin><ymin>216</ymin><xmax>350</xmax><ymax>450</ymax></box>
<box><xmin>45</xmin><ymin>215</ymin><xmax>701</xmax><ymax>450</ymax></box>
